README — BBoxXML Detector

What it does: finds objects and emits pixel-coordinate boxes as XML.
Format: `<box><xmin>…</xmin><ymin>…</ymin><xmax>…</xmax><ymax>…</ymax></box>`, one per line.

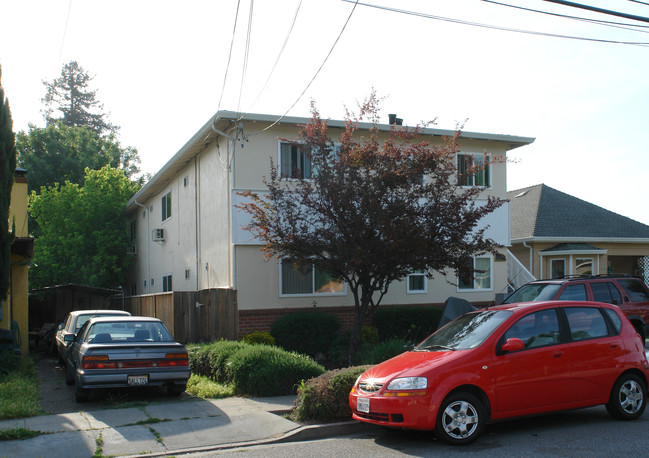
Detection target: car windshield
<box><xmin>503</xmin><ymin>284</ymin><xmax>561</xmax><ymax>304</ymax></box>
<box><xmin>414</xmin><ymin>310</ymin><xmax>512</xmax><ymax>351</ymax></box>
<box><xmin>86</xmin><ymin>321</ymin><xmax>174</xmax><ymax>343</ymax></box>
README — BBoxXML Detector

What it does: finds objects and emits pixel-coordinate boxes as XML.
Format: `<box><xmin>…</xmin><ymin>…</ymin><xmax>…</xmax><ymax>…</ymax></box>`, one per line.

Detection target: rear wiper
<box><xmin>416</xmin><ymin>344</ymin><xmax>455</xmax><ymax>351</ymax></box>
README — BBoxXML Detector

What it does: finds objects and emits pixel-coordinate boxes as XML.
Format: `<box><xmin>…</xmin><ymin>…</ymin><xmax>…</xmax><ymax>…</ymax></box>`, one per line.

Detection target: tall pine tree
<box><xmin>0</xmin><ymin>66</ymin><xmax>16</xmax><ymax>300</ymax></box>
<box><xmin>42</xmin><ymin>61</ymin><xmax>117</xmax><ymax>137</ymax></box>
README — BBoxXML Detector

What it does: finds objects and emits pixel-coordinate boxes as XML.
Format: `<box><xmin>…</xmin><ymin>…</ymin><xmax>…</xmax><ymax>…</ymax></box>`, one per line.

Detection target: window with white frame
<box><xmin>458</xmin><ymin>255</ymin><xmax>492</xmax><ymax>290</ymax></box>
<box><xmin>575</xmin><ymin>258</ymin><xmax>593</xmax><ymax>276</ymax></box>
<box><xmin>161</xmin><ymin>191</ymin><xmax>172</xmax><ymax>222</ymax></box>
<box><xmin>551</xmin><ymin>259</ymin><xmax>566</xmax><ymax>279</ymax></box>
<box><xmin>407</xmin><ymin>271</ymin><xmax>427</xmax><ymax>293</ymax></box>
<box><xmin>457</xmin><ymin>153</ymin><xmax>490</xmax><ymax>187</ymax></box>
<box><xmin>162</xmin><ymin>274</ymin><xmax>172</xmax><ymax>292</ymax></box>
<box><xmin>280</xmin><ymin>260</ymin><xmax>344</xmax><ymax>296</ymax></box>
<box><xmin>280</xmin><ymin>142</ymin><xmax>311</xmax><ymax>179</ymax></box>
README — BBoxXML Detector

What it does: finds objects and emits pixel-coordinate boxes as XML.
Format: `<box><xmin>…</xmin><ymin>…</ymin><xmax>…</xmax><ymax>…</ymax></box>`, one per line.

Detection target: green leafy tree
<box><xmin>0</xmin><ymin>66</ymin><xmax>16</xmax><ymax>300</ymax></box>
<box><xmin>29</xmin><ymin>166</ymin><xmax>139</xmax><ymax>289</ymax></box>
<box><xmin>42</xmin><ymin>61</ymin><xmax>117</xmax><ymax>136</ymax></box>
<box><xmin>239</xmin><ymin>93</ymin><xmax>504</xmax><ymax>363</ymax></box>
<box><xmin>16</xmin><ymin>123</ymin><xmax>142</xmax><ymax>193</ymax></box>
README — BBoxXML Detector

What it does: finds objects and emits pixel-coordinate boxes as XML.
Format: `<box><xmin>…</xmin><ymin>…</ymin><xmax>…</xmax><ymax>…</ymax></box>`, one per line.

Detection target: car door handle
<box><xmin>552</xmin><ymin>351</ymin><xmax>564</xmax><ymax>358</ymax></box>
<box><xmin>610</xmin><ymin>344</ymin><xmax>619</xmax><ymax>349</ymax></box>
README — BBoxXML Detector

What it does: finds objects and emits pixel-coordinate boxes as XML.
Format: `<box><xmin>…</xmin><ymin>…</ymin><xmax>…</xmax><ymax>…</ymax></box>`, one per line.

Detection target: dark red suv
<box><xmin>503</xmin><ymin>275</ymin><xmax>649</xmax><ymax>341</ymax></box>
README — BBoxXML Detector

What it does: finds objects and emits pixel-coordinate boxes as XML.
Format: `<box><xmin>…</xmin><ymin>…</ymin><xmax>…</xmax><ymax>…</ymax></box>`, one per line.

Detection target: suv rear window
<box><xmin>557</xmin><ymin>284</ymin><xmax>587</xmax><ymax>301</ymax></box>
<box><xmin>617</xmin><ymin>279</ymin><xmax>649</xmax><ymax>302</ymax></box>
<box><xmin>591</xmin><ymin>282</ymin><xmax>622</xmax><ymax>305</ymax></box>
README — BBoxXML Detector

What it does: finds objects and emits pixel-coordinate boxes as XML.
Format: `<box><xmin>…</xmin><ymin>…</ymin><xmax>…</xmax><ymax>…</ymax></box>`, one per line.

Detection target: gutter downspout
<box><xmin>523</xmin><ymin>241</ymin><xmax>533</xmax><ymax>277</ymax></box>
<box><xmin>133</xmin><ymin>200</ymin><xmax>151</xmax><ymax>294</ymax></box>
<box><xmin>211</xmin><ymin>122</ymin><xmax>237</xmax><ymax>289</ymax></box>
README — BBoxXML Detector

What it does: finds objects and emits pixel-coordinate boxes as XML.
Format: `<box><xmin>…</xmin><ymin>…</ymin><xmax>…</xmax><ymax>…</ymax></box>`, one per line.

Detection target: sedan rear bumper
<box><xmin>77</xmin><ymin>368</ymin><xmax>190</xmax><ymax>389</ymax></box>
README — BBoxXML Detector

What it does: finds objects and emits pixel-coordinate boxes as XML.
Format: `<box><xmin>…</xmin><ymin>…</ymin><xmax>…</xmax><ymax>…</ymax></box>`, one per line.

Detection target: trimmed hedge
<box><xmin>365</xmin><ymin>338</ymin><xmax>411</xmax><ymax>364</ymax></box>
<box><xmin>189</xmin><ymin>340</ymin><xmax>325</xmax><ymax>396</ymax></box>
<box><xmin>372</xmin><ymin>306</ymin><xmax>443</xmax><ymax>344</ymax></box>
<box><xmin>292</xmin><ymin>365</ymin><xmax>371</xmax><ymax>422</ymax></box>
<box><xmin>226</xmin><ymin>345</ymin><xmax>325</xmax><ymax>396</ymax></box>
<box><xmin>271</xmin><ymin>310</ymin><xmax>340</xmax><ymax>357</ymax></box>
<box><xmin>189</xmin><ymin>340</ymin><xmax>248</xmax><ymax>383</ymax></box>
<box><xmin>242</xmin><ymin>331</ymin><xmax>276</xmax><ymax>346</ymax></box>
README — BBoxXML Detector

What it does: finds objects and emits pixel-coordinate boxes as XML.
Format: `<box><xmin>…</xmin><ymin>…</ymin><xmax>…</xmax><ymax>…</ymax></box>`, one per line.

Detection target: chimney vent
<box><xmin>388</xmin><ymin>113</ymin><xmax>397</xmax><ymax>125</ymax></box>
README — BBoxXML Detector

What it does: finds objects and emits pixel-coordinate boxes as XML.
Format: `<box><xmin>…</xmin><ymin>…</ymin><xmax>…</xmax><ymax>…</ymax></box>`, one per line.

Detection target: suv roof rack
<box><xmin>536</xmin><ymin>274</ymin><xmax>641</xmax><ymax>282</ymax></box>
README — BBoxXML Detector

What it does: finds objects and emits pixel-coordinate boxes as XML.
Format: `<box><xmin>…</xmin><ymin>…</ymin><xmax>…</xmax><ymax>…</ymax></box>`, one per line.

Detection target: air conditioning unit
<box><xmin>152</xmin><ymin>228</ymin><xmax>165</xmax><ymax>241</ymax></box>
<box><xmin>127</xmin><ymin>245</ymin><xmax>137</xmax><ymax>255</ymax></box>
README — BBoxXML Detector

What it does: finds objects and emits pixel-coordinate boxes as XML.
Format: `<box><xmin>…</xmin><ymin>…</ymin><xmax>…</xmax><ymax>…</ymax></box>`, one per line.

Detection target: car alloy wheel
<box><xmin>436</xmin><ymin>392</ymin><xmax>485</xmax><ymax>445</ymax></box>
<box><xmin>606</xmin><ymin>374</ymin><xmax>647</xmax><ymax>420</ymax></box>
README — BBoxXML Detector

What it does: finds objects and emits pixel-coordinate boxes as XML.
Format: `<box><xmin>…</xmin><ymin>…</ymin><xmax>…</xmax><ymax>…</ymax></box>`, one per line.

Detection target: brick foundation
<box><xmin>238</xmin><ymin>302</ymin><xmax>495</xmax><ymax>339</ymax></box>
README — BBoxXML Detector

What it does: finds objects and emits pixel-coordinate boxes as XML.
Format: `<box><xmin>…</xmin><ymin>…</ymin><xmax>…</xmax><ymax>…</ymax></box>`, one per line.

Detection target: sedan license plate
<box><xmin>128</xmin><ymin>375</ymin><xmax>149</xmax><ymax>386</ymax></box>
<box><xmin>357</xmin><ymin>397</ymin><xmax>370</xmax><ymax>413</ymax></box>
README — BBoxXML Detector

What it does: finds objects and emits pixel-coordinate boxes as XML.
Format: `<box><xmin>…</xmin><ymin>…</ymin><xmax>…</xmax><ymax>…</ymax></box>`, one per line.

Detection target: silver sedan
<box><xmin>64</xmin><ymin>316</ymin><xmax>190</xmax><ymax>402</ymax></box>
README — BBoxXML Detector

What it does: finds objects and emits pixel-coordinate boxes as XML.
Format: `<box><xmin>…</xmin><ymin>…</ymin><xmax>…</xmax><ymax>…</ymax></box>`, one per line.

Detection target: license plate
<box><xmin>357</xmin><ymin>397</ymin><xmax>370</xmax><ymax>413</ymax></box>
<box><xmin>128</xmin><ymin>375</ymin><xmax>149</xmax><ymax>386</ymax></box>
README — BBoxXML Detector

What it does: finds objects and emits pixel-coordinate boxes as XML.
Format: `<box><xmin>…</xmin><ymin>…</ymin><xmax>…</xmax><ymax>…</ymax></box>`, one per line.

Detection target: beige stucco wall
<box><xmin>129</xmin><ymin>118</ymin><xmax>516</xmax><ymax>309</ymax></box>
<box><xmin>235</xmin><ymin>245</ymin><xmax>508</xmax><ymax>311</ymax></box>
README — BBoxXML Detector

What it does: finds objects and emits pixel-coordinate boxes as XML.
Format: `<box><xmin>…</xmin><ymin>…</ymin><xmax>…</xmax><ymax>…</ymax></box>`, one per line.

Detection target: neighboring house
<box><xmin>125</xmin><ymin>111</ymin><xmax>533</xmax><ymax>335</ymax></box>
<box><xmin>507</xmin><ymin>184</ymin><xmax>649</xmax><ymax>286</ymax></box>
<box><xmin>1</xmin><ymin>168</ymin><xmax>34</xmax><ymax>353</ymax></box>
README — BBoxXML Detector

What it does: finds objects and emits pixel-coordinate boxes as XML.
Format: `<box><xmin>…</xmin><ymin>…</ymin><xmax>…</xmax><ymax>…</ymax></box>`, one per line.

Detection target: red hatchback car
<box><xmin>349</xmin><ymin>301</ymin><xmax>649</xmax><ymax>445</ymax></box>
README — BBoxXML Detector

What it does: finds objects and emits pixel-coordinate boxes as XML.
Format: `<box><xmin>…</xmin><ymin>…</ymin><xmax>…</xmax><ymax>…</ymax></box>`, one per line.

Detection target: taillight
<box><xmin>82</xmin><ymin>355</ymin><xmax>118</xmax><ymax>369</ymax></box>
<box><xmin>159</xmin><ymin>352</ymin><xmax>189</xmax><ymax>367</ymax></box>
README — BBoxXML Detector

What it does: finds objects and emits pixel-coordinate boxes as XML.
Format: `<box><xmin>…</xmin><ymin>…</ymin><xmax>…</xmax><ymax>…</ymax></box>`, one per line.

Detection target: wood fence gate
<box><xmin>110</xmin><ymin>288</ymin><xmax>238</xmax><ymax>344</ymax></box>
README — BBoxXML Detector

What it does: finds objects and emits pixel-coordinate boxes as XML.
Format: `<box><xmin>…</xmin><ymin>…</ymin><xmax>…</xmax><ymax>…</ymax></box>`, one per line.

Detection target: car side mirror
<box><xmin>501</xmin><ymin>337</ymin><xmax>524</xmax><ymax>353</ymax></box>
<box><xmin>63</xmin><ymin>333</ymin><xmax>75</xmax><ymax>343</ymax></box>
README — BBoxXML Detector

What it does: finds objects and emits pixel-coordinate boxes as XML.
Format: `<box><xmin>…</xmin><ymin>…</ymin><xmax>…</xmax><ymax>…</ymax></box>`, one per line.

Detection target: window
<box><xmin>183</xmin><ymin>176</ymin><xmax>189</xmax><ymax>187</ymax></box>
<box><xmin>280</xmin><ymin>142</ymin><xmax>311</xmax><ymax>179</ymax></box>
<box><xmin>161</xmin><ymin>191</ymin><xmax>172</xmax><ymax>222</ymax></box>
<box><xmin>550</xmin><ymin>259</ymin><xmax>565</xmax><ymax>279</ymax></box>
<box><xmin>407</xmin><ymin>271</ymin><xmax>427</xmax><ymax>293</ymax></box>
<box><xmin>591</xmin><ymin>282</ymin><xmax>622</xmax><ymax>305</ymax></box>
<box><xmin>162</xmin><ymin>274</ymin><xmax>172</xmax><ymax>292</ymax></box>
<box><xmin>617</xmin><ymin>278</ymin><xmax>649</xmax><ymax>302</ymax></box>
<box><xmin>458</xmin><ymin>256</ymin><xmax>492</xmax><ymax>290</ymax></box>
<box><xmin>565</xmin><ymin>307</ymin><xmax>608</xmax><ymax>341</ymax></box>
<box><xmin>457</xmin><ymin>153</ymin><xmax>490</xmax><ymax>187</ymax></box>
<box><xmin>129</xmin><ymin>220</ymin><xmax>136</xmax><ymax>241</ymax></box>
<box><xmin>558</xmin><ymin>284</ymin><xmax>587</xmax><ymax>301</ymax></box>
<box><xmin>185</xmin><ymin>269</ymin><xmax>191</xmax><ymax>279</ymax></box>
<box><xmin>504</xmin><ymin>309</ymin><xmax>561</xmax><ymax>349</ymax></box>
<box><xmin>575</xmin><ymin>258</ymin><xmax>593</xmax><ymax>275</ymax></box>
<box><xmin>280</xmin><ymin>260</ymin><xmax>344</xmax><ymax>296</ymax></box>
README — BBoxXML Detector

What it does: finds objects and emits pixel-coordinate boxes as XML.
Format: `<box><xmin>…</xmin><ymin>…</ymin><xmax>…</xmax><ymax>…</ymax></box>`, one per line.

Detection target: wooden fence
<box><xmin>110</xmin><ymin>288</ymin><xmax>238</xmax><ymax>344</ymax></box>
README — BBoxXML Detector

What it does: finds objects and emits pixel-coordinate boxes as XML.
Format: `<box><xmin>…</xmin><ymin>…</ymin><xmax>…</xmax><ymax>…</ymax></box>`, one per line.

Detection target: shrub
<box><xmin>226</xmin><ymin>344</ymin><xmax>325</xmax><ymax>397</ymax></box>
<box><xmin>292</xmin><ymin>365</ymin><xmax>371</xmax><ymax>422</ymax></box>
<box><xmin>188</xmin><ymin>340</ymin><xmax>248</xmax><ymax>383</ymax></box>
<box><xmin>242</xmin><ymin>331</ymin><xmax>275</xmax><ymax>346</ymax></box>
<box><xmin>271</xmin><ymin>311</ymin><xmax>340</xmax><ymax>357</ymax></box>
<box><xmin>364</xmin><ymin>338</ymin><xmax>412</xmax><ymax>364</ymax></box>
<box><xmin>361</xmin><ymin>325</ymin><xmax>379</xmax><ymax>345</ymax></box>
<box><xmin>372</xmin><ymin>306</ymin><xmax>443</xmax><ymax>344</ymax></box>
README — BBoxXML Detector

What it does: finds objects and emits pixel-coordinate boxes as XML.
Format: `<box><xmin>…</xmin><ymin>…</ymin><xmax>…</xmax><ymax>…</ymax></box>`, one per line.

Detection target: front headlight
<box><xmin>386</xmin><ymin>377</ymin><xmax>427</xmax><ymax>390</ymax></box>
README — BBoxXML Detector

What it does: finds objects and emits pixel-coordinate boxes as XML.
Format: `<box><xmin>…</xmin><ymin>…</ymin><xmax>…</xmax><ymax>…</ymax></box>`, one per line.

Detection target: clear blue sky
<box><xmin>2</xmin><ymin>0</ymin><xmax>648</xmax><ymax>223</ymax></box>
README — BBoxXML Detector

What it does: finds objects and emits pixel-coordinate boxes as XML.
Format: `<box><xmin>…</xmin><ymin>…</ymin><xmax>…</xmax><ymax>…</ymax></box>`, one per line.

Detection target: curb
<box><xmin>123</xmin><ymin>420</ymin><xmax>378</xmax><ymax>457</ymax></box>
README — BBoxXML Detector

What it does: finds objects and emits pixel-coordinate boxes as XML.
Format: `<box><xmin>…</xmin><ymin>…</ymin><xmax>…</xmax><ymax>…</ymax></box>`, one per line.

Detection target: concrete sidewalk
<box><xmin>0</xmin><ymin>395</ymin><xmax>371</xmax><ymax>458</ymax></box>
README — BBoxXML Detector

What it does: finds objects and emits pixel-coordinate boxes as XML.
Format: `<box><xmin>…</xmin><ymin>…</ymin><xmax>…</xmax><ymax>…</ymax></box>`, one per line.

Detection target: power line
<box><xmin>540</xmin><ymin>0</ymin><xmax>649</xmax><ymax>24</ymax></box>
<box><xmin>57</xmin><ymin>0</ymin><xmax>73</xmax><ymax>68</ymax></box>
<box><xmin>341</xmin><ymin>0</ymin><xmax>649</xmax><ymax>46</ymax></box>
<box><xmin>218</xmin><ymin>0</ymin><xmax>242</xmax><ymax>112</ymax></box>
<box><xmin>237</xmin><ymin>0</ymin><xmax>255</xmax><ymax>115</ymax></box>
<box><xmin>246</xmin><ymin>0</ymin><xmax>304</xmax><ymax>112</ymax></box>
<box><xmin>250</xmin><ymin>0</ymin><xmax>360</xmax><ymax>135</ymax></box>
<box><xmin>484</xmin><ymin>0</ymin><xmax>649</xmax><ymax>31</ymax></box>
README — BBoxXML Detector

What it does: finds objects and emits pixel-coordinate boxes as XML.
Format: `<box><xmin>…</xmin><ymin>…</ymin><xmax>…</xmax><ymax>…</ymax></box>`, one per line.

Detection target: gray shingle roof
<box><xmin>507</xmin><ymin>184</ymin><xmax>649</xmax><ymax>240</ymax></box>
